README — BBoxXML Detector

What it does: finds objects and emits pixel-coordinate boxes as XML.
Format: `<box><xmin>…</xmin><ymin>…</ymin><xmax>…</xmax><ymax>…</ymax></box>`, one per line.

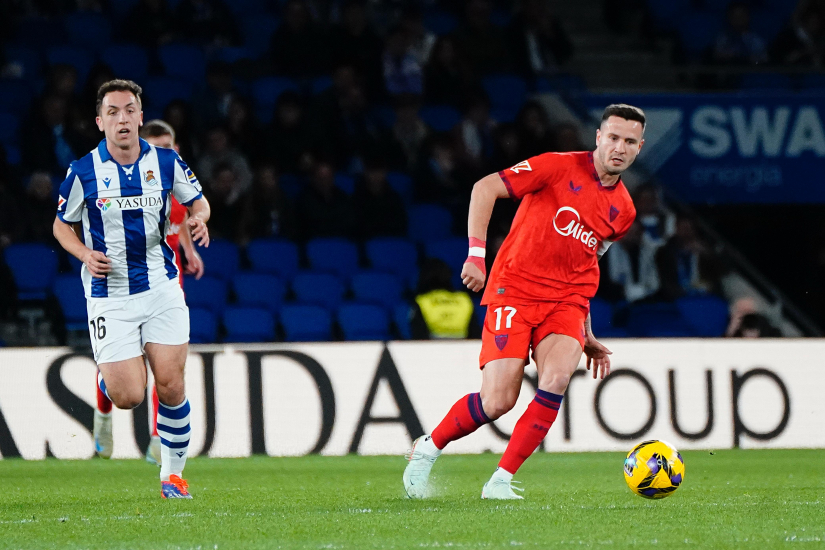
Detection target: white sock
<box><xmin>418</xmin><ymin>435</ymin><xmax>442</xmax><ymax>456</ymax></box>
<box><xmin>492</xmin><ymin>467</ymin><xmax>514</xmax><ymax>482</ymax></box>
<box><xmin>156</xmin><ymin>397</ymin><xmax>191</xmax><ymax>481</ymax></box>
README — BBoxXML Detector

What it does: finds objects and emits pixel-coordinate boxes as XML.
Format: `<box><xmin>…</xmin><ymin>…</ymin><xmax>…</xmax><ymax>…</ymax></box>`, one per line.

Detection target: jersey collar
<box><xmin>587</xmin><ymin>151</ymin><xmax>622</xmax><ymax>192</ymax></box>
<box><xmin>97</xmin><ymin>138</ymin><xmax>152</xmax><ymax>165</ymax></box>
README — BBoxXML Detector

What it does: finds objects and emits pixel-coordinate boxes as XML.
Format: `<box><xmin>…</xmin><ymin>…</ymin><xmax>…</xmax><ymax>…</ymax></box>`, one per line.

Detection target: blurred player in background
<box><xmin>93</xmin><ymin>119</ymin><xmax>205</xmax><ymax>466</ymax></box>
<box><xmin>404</xmin><ymin>104</ymin><xmax>644</xmax><ymax>499</ymax></box>
<box><xmin>53</xmin><ymin>79</ymin><xmax>210</xmax><ymax>498</ymax></box>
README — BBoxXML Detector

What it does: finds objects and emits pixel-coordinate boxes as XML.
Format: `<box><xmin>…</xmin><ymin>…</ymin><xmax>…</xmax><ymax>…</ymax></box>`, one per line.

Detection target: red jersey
<box><xmin>166</xmin><ymin>196</ymin><xmax>187</xmax><ymax>284</ymax></box>
<box><xmin>482</xmin><ymin>151</ymin><xmax>636</xmax><ymax>308</ymax></box>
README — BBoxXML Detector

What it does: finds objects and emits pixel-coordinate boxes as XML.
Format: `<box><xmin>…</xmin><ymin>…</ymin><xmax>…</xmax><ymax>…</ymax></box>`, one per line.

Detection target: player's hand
<box><xmin>584</xmin><ymin>335</ymin><xmax>612</xmax><ymax>380</ymax></box>
<box><xmin>183</xmin><ymin>247</ymin><xmax>204</xmax><ymax>280</ymax></box>
<box><xmin>461</xmin><ymin>261</ymin><xmax>486</xmax><ymax>292</ymax></box>
<box><xmin>187</xmin><ymin>216</ymin><xmax>209</xmax><ymax>248</ymax></box>
<box><xmin>82</xmin><ymin>250</ymin><xmax>111</xmax><ymax>279</ymax></box>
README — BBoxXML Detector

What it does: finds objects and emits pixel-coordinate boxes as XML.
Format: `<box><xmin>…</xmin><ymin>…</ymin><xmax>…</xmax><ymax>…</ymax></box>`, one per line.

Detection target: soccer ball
<box><xmin>623</xmin><ymin>440</ymin><xmax>685</xmax><ymax>499</ymax></box>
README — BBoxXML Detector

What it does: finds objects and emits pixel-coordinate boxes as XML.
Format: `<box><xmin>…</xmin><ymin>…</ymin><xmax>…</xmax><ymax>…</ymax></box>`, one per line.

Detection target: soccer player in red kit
<box><xmin>403</xmin><ymin>104</ymin><xmax>645</xmax><ymax>499</ymax></box>
<box><xmin>93</xmin><ymin>119</ymin><xmax>204</xmax><ymax>464</ymax></box>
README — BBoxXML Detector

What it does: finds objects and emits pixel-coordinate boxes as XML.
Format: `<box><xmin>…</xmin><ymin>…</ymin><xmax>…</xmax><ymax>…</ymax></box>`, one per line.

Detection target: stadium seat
<box><xmin>424</xmin><ymin>237</ymin><xmax>469</xmax><ymax>288</ymax></box>
<box><xmin>197</xmin><ymin>239</ymin><xmax>239</xmax><ymax>281</ymax></box>
<box><xmin>251</xmin><ymin>76</ymin><xmax>299</xmax><ymax>123</ymax></box>
<box><xmin>305</xmin><ymin>238</ymin><xmax>359</xmax><ymax>281</ymax></box>
<box><xmin>801</xmin><ymin>73</ymin><xmax>825</xmax><ymax>91</ymax></box>
<box><xmin>64</xmin><ymin>13</ymin><xmax>112</xmax><ymax>49</ymax></box>
<box><xmin>739</xmin><ymin>73</ymin><xmax>794</xmax><ymax>92</ymax></box>
<box><xmin>241</xmin><ymin>14</ymin><xmax>281</xmax><ymax>58</ymax></box>
<box><xmin>183</xmin><ymin>275</ymin><xmax>227</xmax><ymax>315</ymax></box>
<box><xmin>338</xmin><ymin>302</ymin><xmax>390</xmax><ymax>341</ymax></box>
<box><xmin>386</xmin><ymin>171</ymin><xmax>413</xmax><ymax>203</ymax></box>
<box><xmin>292</xmin><ymin>271</ymin><xmax>345</xmax><ymax>310</ymax></box>
<box><xmin>158</xmin><ymin>44</ymin><xmax>206</xmax><ymax>82</ymax></box>
<box><xmin>419</xmin><ymin>105</ymin><xmax>461</xmax><ymax>133</ymax></box>
<box><xmin>53</xmin><ymin>274</ymin><xmax>87</xmax><ymax>330</ymax></box>
<box><xmin>211</xmin><ymin>47</ymin><xmax>254</xmax><ymax>64</ymax></box>
<box><xmin>351</xmin><ymin>270</ymin><xmax>404</xmax><ymax>311</ymax></box>
<box><xmin>47</xmin><ymin>46</ymin><xmax>94</xmax><ymax>91</ymax></box>
<box><xmin>393</xmin><ymin>303</ymin><xmax>413</xmax><ymax>339</ymax></box>
<box><xmin>0</xmin><ymin>81</ymin><xmax>33</xmax><ymax>115</ymax></box>
<box><xmin>189</xmin><ymin>307</ymin><xmax>218</xmax><ymax>344</ymax></box>
<box><xmin>0</xmin><ymin>113</ymin><xmax>20</xmax><ymax>147</ymax></box>
<box><xmin>311</xmin><ymin>75</ymin><xmax>333</xmax><ymax>95</ymax></box>
<box><xmin>142</xmin><ymin>77</ymin><xmax>194</xmax><ymax>111</ymax></box>
<box><xmin>223</xmin><ymin>306</ymin><xmax>275</xmax><ymax>343</ymax></box>
<box><xmin>677</xmin><ymin>13</ymin><xmax>721</xmax><ymax>61</ymax></box>
<box><xmin>408</xmin><ymin>204</ymin><xmax>453</xmax><ymax>243</ymax></box>
<box><xmin>589</xmin><ymin>297</ymin><xmax>628</xmax><ymax>337</ymax></box>
<box><xmin>3</xmin><ymin>243</ymin><xmax>58</xmax><ymax>301</ymax></box>
<box><xmin>365</xmin><ymin>237</ymin><xmax>419</xmax><ymax>286</ymax></box>
<box><xmin>482</xmin><ymin>74</ymin><xmax>528</xmax><ymax>112</ymax></box>
<box><xmin>626</xmin><ymin>302</ymin><xmax>692</xmax><ymax>337</ymax></box>
<box><xmin>246</xmin><ymin>238</ymin><xmax>300</xmax><ymax>281</ymax></box>
<box><xmin>422</xmin><ymin>10</ymin><xmax>458</xmax><ymax>35</ymax></box>
<box><xmin>232</xmin><ymin>272</ymin><xmax>286</xmax><ymax>313</ymax></box>
<box><xmin>280</xmin><ymin>304</ymin><xmax>332</xmax><ymax>341</ymax></box>
<box><xmin>335</xmin><ymin>172</ymin><xmax>355</xmax><ymax>194</ymax></box>
<box><xmin>101</xmin><ymin>44</ymin><xmax>149</xmax><ymax>82</ymax></box>
<box><xmin>677</xmin><ymin>295</ymin><xmax>729</xmax><ymax>337</ymax></box>
<box><xmin>2</xmin><ymin>46</ymin><xmax>43</xmax><ymax>81</ymax></box>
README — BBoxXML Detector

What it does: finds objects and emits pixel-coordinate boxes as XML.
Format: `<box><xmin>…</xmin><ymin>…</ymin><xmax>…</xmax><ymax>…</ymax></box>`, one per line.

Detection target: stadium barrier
<box><xmin>0</xmin><ymin>340</ymin><xmax>821</xmax><ymax>459</ymax></box>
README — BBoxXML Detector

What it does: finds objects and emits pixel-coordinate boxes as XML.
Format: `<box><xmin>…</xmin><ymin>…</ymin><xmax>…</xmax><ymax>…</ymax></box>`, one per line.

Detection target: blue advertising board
<box><xmin>584</xmin><ymin>94</ymin><xmax>825</xmax><ymax>204</ymax></box>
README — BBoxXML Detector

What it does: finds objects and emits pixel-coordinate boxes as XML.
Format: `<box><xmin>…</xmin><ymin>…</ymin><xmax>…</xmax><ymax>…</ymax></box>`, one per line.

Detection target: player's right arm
<box><xmin>461</xmin><ymin>172</ymin><xmax>511</xmax><ymax>292</ymax></box>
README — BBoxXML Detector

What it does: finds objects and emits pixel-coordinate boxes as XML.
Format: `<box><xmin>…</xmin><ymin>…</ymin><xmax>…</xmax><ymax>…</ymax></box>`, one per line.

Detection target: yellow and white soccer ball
<box><xmin>623</xmin><ymin>440</ymin><xmax>685</xmax><ymax>499</ymax></box>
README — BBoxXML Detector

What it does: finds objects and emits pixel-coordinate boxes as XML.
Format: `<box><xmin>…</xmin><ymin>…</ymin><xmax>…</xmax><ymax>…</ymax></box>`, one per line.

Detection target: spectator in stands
<box><xmin>457</xmin><ymin>92</ymin><xmax>496</xmax><ymax>171</ymax></box>
<box><xmin>731</xmin><ymin>313</ymin><xmax>781</xmax><ymax>338</ymax></box>
<box><xmin>771</xmin><ymin>3</ymin><xmax>825</xmax><ymax>67</ymax></box>
<box><xmin>225</xmin><ymin>97</ymin><xmax>259</xmax><ymax>163</ymax></box>
<box><xmin>164</xmin><ymin>99</ymin><xmax>198</xmax><ymax>163</ymax></box>
<box><xmin>711</xmin><ymin>1</ymin><xmax>768</xmax><ymax>65</ymax></box>
<box><xmin>21</xmin><ymin>94</ymin><xmax>84</xmax><ymax>174</ymax></box>
<box><xmin>126</xmin><ymin>0</ymin><xmax>176</xmax><ymax>47</ymax></box>
<box><xmin>192</xmin><ymin>62</ymin><xmax>239</xmax><ymax>134</ymax></box>
<box><xmin>655</xmin><ymin>215</ymin><xmax>723</xmax><ymax>301</ymax></box>
<box><xmin>725</xmin><ymin>295</ymin><xmax>759</xmax><ymax>336</ymax></box>
<box><xmin>264</xmin><ymin>91</ymin><xmax>313</xmax><ymax>174</ymax></box>
<box><xmin>353</xmin><ymin>156</ymin><xmax>407</xmax><ymax>240</ymax></box>
<box><xmin>330</xmin><ymin>0</ymin><xmax>384</xmax><ymax>100</ymax></box>
<box><xmin>203</xmin><ymin>162</ymin><xmax>246</xmax><ymax>242</ymax></box>
<box><xmin>551</xmin><ymin>121</ymin><xmax>587</xmax><ymax>152</ymax></box>
<box><xmin>424</xmin><ymin>36</ymin><xmax>477</xmax><ymax>107</ymax></box>
<box><xmin>489</xmin><ymin>122</ymin><xmax>523</xmax><ymax>171</ymax></box>
<box><xmin>175</xmin><ymin>0</ymin><xmax>240</xmax><ymax>47</ymax></box>
<box><xmin>414</xmin><ymin>134</ymin><xmax>474</xmax><ymax>219</ymax></box>
<box><xmin>516</xmin><ymin>100</ymin><xmax>555</xmax><ymax>158</ymax></box>
<box><xmin>598</xmin><ymin>221</ymin><xmax>661</xmax><ymax>303</ymax></box>
<box><xmin>633</xmin><ymin>184</ymin><xmax>675</xmax><ymax>245</ymax></box>
<box><xmin>411</xmin><ymin>259</ymin><xmax>481</xmax><ymax>340</ymax></box>
<box><xmin>270</xmin><ymin>0</ymin><xmax>329</xmax><ymax>77</ymax></box>
<box><xmin>400</xmin><ymin>7</ymin><xmax>437</xmax><ymax>66</ymax></box>
<box><xmin>240</xmin><ymin>163</ymin><xmax>295</xmax><ymax>243</ymax></box>
<box><xmin>296</xmin><ymin>158</ymin><xmax>355</xmax><ymax>240</ymax></box>
<box><xmin>77</xmin><ymin>63</ymin><xmax>116</xmax><ymax>146</ymax></box>
<box><xmin>508</xmin><ymin>0</ymin><xmax>573</xmax><ymax>76</ymax></box>
<box><xmin>0</xmin><ymin>147</ymin><xmax>22</xmax><ymax>248</ymax></box>
<box><xmin>197</xmin><ymin>126</ymin><xmax>253</xmax><ymax>197</ymax></box>
<box><xmin>390</xmin><ymin>95</ymin><xmax>430</xmax><ymax>170</ymax></box>
<box><xmin>455</xmin><ymin>0</ymin><xmax>513</xmax><ymax>75</ymax></box>
<box><xmin>383</xmin><ymin>25</ymin><xmax>424</xmax><ymax>97</ymax></box>
<box><xmin>22</xmin><ymin>172</ymin><xmax>58</xmax><ymax>243</ymax></box>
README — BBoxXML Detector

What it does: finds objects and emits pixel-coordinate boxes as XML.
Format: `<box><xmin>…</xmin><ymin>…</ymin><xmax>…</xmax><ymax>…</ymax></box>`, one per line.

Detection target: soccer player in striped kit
<box><xmin>53</xmin><ymin>80</ymin><xmax>210</xmax><ymax>498</ymax></box>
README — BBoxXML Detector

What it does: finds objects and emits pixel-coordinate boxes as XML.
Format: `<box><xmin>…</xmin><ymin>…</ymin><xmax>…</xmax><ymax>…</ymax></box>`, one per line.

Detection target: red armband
<box><xmin>465</xmin><ymin>237</ymin><xmax>486</xmax><ymax>275</ymax></box>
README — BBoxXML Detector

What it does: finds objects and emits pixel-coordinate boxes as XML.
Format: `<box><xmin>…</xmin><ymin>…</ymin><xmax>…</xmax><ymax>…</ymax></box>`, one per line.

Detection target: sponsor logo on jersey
<box><xmin>495</xmin><ymin>334</ymin><xmax>508</xmax><ymax>350</ymax></box>
<box><xmin>509</xmin><ymin>160</ymin><xmax>532</xmax><ymax>173</ymax></box>
<box><xmin>609</xmin><ymin>205</ymin><xmax>619</xmax><ymax>222</ymax></box>
<box><xmin>114</xmin><ymin>196</ymin><xmax>164</xmax><ymax>210</ymax></box>
<box><xmin>568</xmin><ymin>180</ymin><xmax>582</xmax><ymax>194</ymax></box>
<box><xmin>57</xmin><ymin>196</ymin><xmax>66</xmax><ymax>211</ymax></box>
<box><xmin>96</xmin><ymin>198</ymin><xmax>111</xmax><ymax>211</ymax></box>
<box><xmin>144</xmin><ymin>170</ymin><xmax>159</xmax><ymax>186</ymax></box>
<box><xmin>553</xmin><ymin>206</ymin><xmax>598</xmax><ymax>249</ymax></box>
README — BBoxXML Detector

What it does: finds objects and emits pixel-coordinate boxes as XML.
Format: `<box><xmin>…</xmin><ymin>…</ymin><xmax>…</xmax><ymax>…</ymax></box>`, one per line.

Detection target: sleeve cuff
<box><xmin>497</xmin><ymin>171</ymin><xmax>517</xmax><ymax>200</ymax></box>
<box><xmin>57</xmin><ymin>212</ymin><xmax>80</xmax><ymax>224</ymax></box>
<box><xmin>181</xmin><ymin>193</ymin><xmax>203</xmax><ymax>207</ymax></box>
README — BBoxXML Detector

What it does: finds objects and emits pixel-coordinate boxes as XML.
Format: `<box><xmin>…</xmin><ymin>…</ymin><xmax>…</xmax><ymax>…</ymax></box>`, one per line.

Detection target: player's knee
<box><xmin>539</xmin><ymin>371</ymin><xmax>572</xmax><ymax>394</ymax></box>
<box><xmin>481</xmin><ymin>393</ymin><xmax>518</xmax><ymax>420</ymax></box>
<box><xmin>110</xmin><ymin>389</ymin><xmax>145</xmax><ymax>410</ymax></box>
<box><xmin>155</xmin><ymin>378</ymin><xmax>185</xmax><ymax>406</ymax></box>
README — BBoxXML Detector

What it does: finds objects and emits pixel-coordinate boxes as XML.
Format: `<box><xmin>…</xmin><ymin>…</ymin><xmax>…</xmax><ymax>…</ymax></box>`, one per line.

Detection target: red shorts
<box><xmin>479</xmin><ymin>301</ymin><xmax>588</xmax><ymax>369</ymax></box>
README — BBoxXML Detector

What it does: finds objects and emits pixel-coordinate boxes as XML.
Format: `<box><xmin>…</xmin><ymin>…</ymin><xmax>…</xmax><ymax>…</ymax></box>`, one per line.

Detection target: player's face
<box><xmin>595</xmin><ymin>116</ymin><xmax>644</xmax><ymax>176</ymax></box>
<box><xmin>144</xmin><ymin>134</ymin><xmax>179</xmax><ymax>153</ymax></box>
<box><xmin>95</xmin><ymin>91</ymin><xmax>143</xmax><ymax>149</ymax></box>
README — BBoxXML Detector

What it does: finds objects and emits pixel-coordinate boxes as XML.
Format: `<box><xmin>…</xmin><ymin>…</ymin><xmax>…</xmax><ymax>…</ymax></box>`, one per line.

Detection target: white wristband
<box><xmin>468</xmin><ymin>247</ymin><xmax>486</xmax><ymax>258</ymax></box>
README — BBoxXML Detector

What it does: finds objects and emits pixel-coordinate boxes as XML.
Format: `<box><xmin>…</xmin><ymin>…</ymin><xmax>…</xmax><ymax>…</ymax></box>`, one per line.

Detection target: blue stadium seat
<box><xmin>53</xmin><ymin>274</ymin><xmax>87</xmax><ymax>330</ymax></box>
<box><xmin>305</xmin><ymin>238</ymin><xmax>360</xmax><ymax>281</ymax></box>
<box><xmin>280</xmin><ymin>304</ymin><xmax>332</xmax><ymax>341</ymax></box>
<box><xmin>197</xmin><ymin>239</ymin><xmax>239</xmax><ymax>281</ymax></box>
<box><xmin>64</xmin><ymin>13</ymin><xmax>112</xmax><ymax>49</ymax></box>
<box><xmin>2</xmin><ymin>46</ymin><xmax>43</xmax><ymax>81</ymax></box>
<box><xmin>183</xmin><ymin>275</ymin><xmax>227</xmax><ymax>315</ymax></box>
<box><xmin>386</xmin><ymin>171</ymin><xmax>413</xmax><ymax>203</ymax></box>
<box><xmin>223</xmin><ymin>306</ymin><xmax>275</xmax><ymax>343</ymax></box>
<box><xmin>142</xmin><ymin>77</ymin><xmax>194</xmax><ymax>111</ymax></box>
<box><xmin>365</xmin><ymin>237</ymin><xmax>418</xmax><ymax>285</ymax></box>
<box><xmin>101</xmin><ymin>44</ymin><xmax>149</xmax><ymax>82</ymax></box>
<box><xmin>419</xmin><ymin>105</ymin><xmax>461</xmax><ymax>133</ymax></box>
<box><xmin>739</xmin><ymin>73</ymin><xmax>794</xmax><ymax>92</ymax></box>
<box><xmin>3</xmin><ymin>243</ymin><xmax>58</xmax><ymax>301</ymax></box>
<box><xmin>490</xmin><ymin>105</ymin><xmax>519</xmax><ymax>123</ymax></box>
<box><xmin>311</xmin><ymin>75</ymin><xmax>333</xmax><ymax>95</ymax></box>
<box><xmin>0</xmin><ymin>81</ymin><xmax>33</xmax><ymax>115</ymax></box>
<box><xmin>189</xmin><ymin>306</ymin><xmax>218</xmax><ymax>343</ymax></box>
<box><xmin>535</xmin><ymin>74</ymin><xmax>587</xmax><ymax>94</ymax></box>
<box><xmin>241</xmin><ymin>14</ymin><xmax>280</xmax><ymax>58</ymax></box>
<box><xmin>252</xmin><ymin>76</ymin><xmax>298</xmax><ymax>123</ymax></box>
<box><xmin>338</xmin><ymin>302</ymin><xmax>390</xmax><ymax>341</ymax></box>
<box><xmin>647</xmin><ymin>0</ymin><xmax>691</xmax><ymax>27</ymax></box>
<box><xmin>677</xmin><ymin>295</ymin><xmax>729</xmax><ymax>337</ymax></box>
<box><xmin>482</xmin><ymin>74</ymin><xmax>528</xmax><ymax>111</ymax></box>
<box><xmin>677</xmin><ymin>13</ymin><xmax>721</xmax><ymax>61</ymax></box>
<box><xmin>246</xmin><ymin>238</ymin><xmax>300</xmax><ymax>281</ymax></box>
<box><xmin>589</xmin><ymin>297</ymin><xmax>628</xmax><ymax>337</ymax></box>
<box><xmin>394</xmin><ymin>303</ymin><xmax>412</xmax><ymax>339</ymax></box>
<box><xmin>211</xmin><ymin>47</ymin><xmax>254</xmax><ymax>64</ymax></box>
<box><xmin>801</xmin><ymin>73</ymin><xmax>825</xmax><ymax>91</ymax></box>
<box><xmin>408</xmin><ymin>204</ymin><xmax>453</xmax><ymax>243</ymax></box>
<box><xmin>47</xmin><ymin>46</ymin><xmax>94</xmax><ymax>90</ymax></box>
<box><xmin>158</xmin><ymin>44</ymin><xmax>206</xmax><ymax>82</ymax></box>
<box><xmin>627</xmin><ymin>302</ymin><xmax>693</xmax><ymax>337</ymax></box>
<box><xmin>424</xmin><ymin>237</ymin><xmax>468</xmax><ymax>288</ymax></box>
<box><xmin>278</xmin><ymin>173</ymin><xmax>303</xmax><ymax>200</ymax></box>
<box><xmin>0</xmin><ymin>113</ymin><xmax>20</xmax><ymax>147</ymax></box>
<box><xmin>292</xmin><ymin>271</ymin><xmax>345</xmax><ymax>310</ymax></box>
<box><xmin>423</xmin><ymin>10</ymin><xmax>458</xmax><ymax>35</ymax></box>
<box><xmin>335</xmin><ymin>172</ymin><xmax>355</xmax><ymax>194</ymax></box>
<box><xmin>232</xmin><ymin>272</ymin><xmax>286</xmax><ymax>313</ymax></box>
<box><xmin>351</xmin><ymin>270</ymin><xmax>404</xmax><ymax>311</ymax></box>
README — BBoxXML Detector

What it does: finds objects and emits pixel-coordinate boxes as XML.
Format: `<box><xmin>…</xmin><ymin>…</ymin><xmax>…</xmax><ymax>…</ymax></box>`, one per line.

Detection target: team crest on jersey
<box><xmin>495</xmin><ymin>334</ymin><xmax>509</xmax><ymax>350</ymax></box>
<box><xmin>509</xmin><ymin>160</ymin><xmax>532</xmax><ymax>173</ymax></box>
<box><xmin>609</xmin><ymin>205</ymin><xmax>619</xmax><ymax>222</ymax></box>
<box><xmin>144</xmin><ymin>170</ymin><xmax>159</xmax><ymax>186</ymax></box>
<box><xmin>96</xmin><ymin>198</ymin><xmax>111</xmax><ymax>211</ymax></box>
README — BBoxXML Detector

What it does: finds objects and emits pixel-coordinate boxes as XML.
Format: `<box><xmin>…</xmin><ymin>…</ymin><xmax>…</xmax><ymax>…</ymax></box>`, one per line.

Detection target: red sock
<box><xmin>96</xmin><ymin>382</ymin><xmax>112</xmax><ymax>414</ymax></box>
<box><xmin>498</xmin><ymin>390</ymin><xmax>563</xmax><ymax>474</ymax></box>
<box><xmin>431</xmin><ymin>393</ymin><xmax>490</xmax><ymax>449</ymax></box>
<box><xmin>151</xmin><ymin>385</ymin><xmax>159</xmax><ymax>437</ymax></box>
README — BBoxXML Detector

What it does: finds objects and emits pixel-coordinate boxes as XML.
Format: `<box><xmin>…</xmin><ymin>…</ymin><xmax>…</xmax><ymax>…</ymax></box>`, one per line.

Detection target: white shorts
<box><xmin>86</xmin><ymin>278</ymin><xmax>190</xmax><ymax>364</ymax></box>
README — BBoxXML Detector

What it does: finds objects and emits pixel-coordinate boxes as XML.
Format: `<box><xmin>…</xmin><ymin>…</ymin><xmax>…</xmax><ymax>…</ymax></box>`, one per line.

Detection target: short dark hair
<box><xmin>96</xmin><ymin>79</ymin><xmax>142</xmax><ymax>115</ymax></box>
<box><xmin>140</xmin><ymin>119</ymin><xmax>175</xmax><ymax>142</ymax></box>
<box><xmin>601</xmin><ymin>104</ymin><xmax>646</xmax><ymax>129</ymax></box>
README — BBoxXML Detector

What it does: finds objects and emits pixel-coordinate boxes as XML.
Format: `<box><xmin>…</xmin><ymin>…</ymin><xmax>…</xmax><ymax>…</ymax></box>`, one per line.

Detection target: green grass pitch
<box><xmin>1</xmin><ymin>449</ymin><xmax>823</xmax><ymax>549</ymax></box>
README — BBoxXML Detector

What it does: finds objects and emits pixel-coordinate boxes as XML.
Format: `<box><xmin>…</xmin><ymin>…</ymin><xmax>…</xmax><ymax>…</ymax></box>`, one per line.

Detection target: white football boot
<box><xmin>93</xmin><ymin>410</ymin><xmax>113</xmax><ymax>459</ymax></box>
<box><xmin>145</xmin><ymin>435</ymin><xmax>162</xmax><ymax>466</ymax></box>
<box><xmin>481</xmin><ymin>468</ymin><xmax>524</xmax><ymax>500</ymax></box>
<box><xmin>403</xmin><ymin>435</ymin><xmax>441</xmax><ymax>498</ymax></box>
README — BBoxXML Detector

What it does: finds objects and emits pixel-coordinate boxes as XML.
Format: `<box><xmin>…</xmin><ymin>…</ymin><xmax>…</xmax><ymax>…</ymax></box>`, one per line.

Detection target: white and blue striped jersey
<box><xmin>56</xmin><ymin>138</ymin><xmax>203</xmax><ymax>299</ymax></box>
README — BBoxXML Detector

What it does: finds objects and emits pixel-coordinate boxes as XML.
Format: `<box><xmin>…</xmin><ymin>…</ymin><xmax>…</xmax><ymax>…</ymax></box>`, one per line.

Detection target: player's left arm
<box><xmin>179</xmin><ymin>212</ymin><xmax>205</xmax><ymax>278</ymax></box>
<box><xmin>171</xmin><ymin>153</ymin><xmax>211</xmax><ymax>248</ymax></box>
<box><xmin>186</xmin><ymin>197</ymin><xmax>211</xmax><ymax>248</ymax></box>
